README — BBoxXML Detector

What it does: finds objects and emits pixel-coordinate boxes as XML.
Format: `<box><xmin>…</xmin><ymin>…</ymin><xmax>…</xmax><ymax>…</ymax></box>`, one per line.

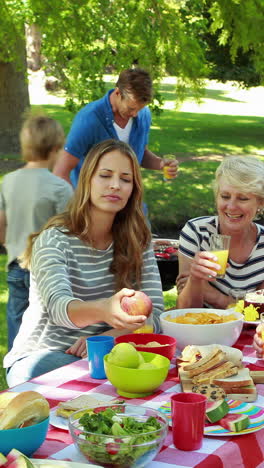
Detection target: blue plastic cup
<box><xmin>86</xmin><ymin>336</ymin><xmax>115</xmax><ymax>379</ymax></box>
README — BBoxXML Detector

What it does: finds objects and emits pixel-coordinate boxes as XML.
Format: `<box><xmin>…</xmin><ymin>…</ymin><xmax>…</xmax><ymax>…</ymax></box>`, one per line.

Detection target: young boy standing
<box><xmin>0</xmin><ymin>114</ymin><xmax>73</xmax><ymax>349</ymax></box>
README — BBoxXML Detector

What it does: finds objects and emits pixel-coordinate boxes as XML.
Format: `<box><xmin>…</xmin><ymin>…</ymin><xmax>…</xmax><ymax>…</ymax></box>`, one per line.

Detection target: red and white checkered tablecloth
<box><xmin>7</xmin><ymin>325</ymin><xmax>264</xmax><ymax>468</ymax></box>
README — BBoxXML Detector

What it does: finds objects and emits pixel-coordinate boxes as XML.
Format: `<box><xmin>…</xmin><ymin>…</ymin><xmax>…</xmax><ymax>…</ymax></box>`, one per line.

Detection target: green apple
<box><xmin>108</xmin><ymin>343</ymin><xmax>140</xmax><ymax>368</ymax></box>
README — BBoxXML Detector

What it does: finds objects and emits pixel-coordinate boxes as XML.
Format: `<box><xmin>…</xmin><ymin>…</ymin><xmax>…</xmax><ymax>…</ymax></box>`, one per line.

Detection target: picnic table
<box><xmin>7</xmin><ymin>324</ymin><xmax>264</xmax><ymax>468</ymax></box>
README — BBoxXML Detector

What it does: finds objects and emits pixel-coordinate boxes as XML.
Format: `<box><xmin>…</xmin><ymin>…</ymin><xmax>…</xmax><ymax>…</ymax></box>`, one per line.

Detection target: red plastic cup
<box><xmin>171</xmin><ymin>392</ymin><xmax>206</xmax><ymax>451</ymax></box>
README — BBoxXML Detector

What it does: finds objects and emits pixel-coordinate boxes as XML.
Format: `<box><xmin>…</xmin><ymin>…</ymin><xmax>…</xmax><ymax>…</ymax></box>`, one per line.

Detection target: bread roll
<box><xmin>0</xmin><ymin>391</ymin><xmax>50</xmax><ymax>430</ymax></box>
<box><xmin>0</xmin><ymin>392</ymin><xmax>19</xmax><ymax>416</ymax></box>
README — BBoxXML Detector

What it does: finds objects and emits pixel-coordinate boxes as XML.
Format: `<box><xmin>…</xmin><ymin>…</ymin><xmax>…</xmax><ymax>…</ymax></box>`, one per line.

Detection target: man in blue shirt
<box><xmin>54</xmin><ymin>68</ymin><xmax>178</xmax><ymax>186</ymax></box>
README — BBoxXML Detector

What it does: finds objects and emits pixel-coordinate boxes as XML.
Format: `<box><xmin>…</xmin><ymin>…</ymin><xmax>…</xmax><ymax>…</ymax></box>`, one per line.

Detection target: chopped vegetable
<box><xmin>78</xmin><ymin>407</ymin><xmax>164</xmax><ymax>466</ymax></box>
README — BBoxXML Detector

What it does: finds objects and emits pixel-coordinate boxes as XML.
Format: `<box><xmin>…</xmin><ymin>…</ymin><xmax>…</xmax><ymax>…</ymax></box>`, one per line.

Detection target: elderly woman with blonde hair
<box><xmin>177</xmin><ymin>155</ymin><xmax>264</xmax><ymax>310</ymax></box>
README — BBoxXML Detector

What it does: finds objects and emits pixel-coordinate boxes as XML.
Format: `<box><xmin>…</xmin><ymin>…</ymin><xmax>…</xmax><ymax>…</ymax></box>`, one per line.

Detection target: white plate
<box><xmin>31</xmin><ymin>460</ymin><xmax>102</xmax><ymax>468</ymax></box>
<box><xmin>158</xmin><ymin>400</ymin><xmax>264</xmax><ymax>436</ymax></box>
<box><xmin>50</xmin><ymin>409</ymin><xmax>69</xmax><ymax>430</ymax></box>
<box><xmin>50</xmin><ymin>393</ymin><xmax>119</xmax><ymax>430</ymax></box>
<box><xmin>49</xmin><ymin>395</ymin><xmax>145</xmax><ymax>430</ymax></box>
<box><xmin>244</xmin><ymin>320</ymin><xmax>260</xmax><ymax>325</ymax></box>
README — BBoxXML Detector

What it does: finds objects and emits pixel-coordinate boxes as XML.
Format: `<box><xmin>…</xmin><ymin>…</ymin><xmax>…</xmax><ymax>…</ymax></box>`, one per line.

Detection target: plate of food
<box><xmin>50</xmin><ymin>394</ymin><xmax>124</xmax><ymax>430</ymax></box>
<box><xmin>158</xmin><ymin>399</ymin><xmax>264</xmax><ymax>436</ymax></box>
<box><xmin>152</xmin><ymin>238</ymin><xmax>179</xmax><ymax>261</ymax></box>
<box><xmin>230</xmin><ymin>293</ymin><xmax>264</xmax><ymax>324</ymax></box>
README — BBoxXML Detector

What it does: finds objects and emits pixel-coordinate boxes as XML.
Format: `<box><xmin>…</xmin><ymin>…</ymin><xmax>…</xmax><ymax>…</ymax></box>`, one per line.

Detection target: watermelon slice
<box><xmin>218</xmin><ymin>413</ymin><xmax>250</xmax><ymax>432</ymax></box>
<box><xmin>1</xmin><ymin>450</ymin><xmax>34</xmax><ymax>468</ymax></box>
<box><xmin>0</xmin><ymin>454</ymin><xmax>7</xmax><ymax>467</ymax></box>
<box><xmin>206</xmin><ymin>399</ymin><xmax>229</xmax><ymax>423</ymax></box>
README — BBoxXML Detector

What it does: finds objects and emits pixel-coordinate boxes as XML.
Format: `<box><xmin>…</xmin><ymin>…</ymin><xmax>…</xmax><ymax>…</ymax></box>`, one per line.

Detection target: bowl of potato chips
<box><xmin>160</xmin><ymin>309</ymin><xmax>243</xmax><ymax>350</ymax></box>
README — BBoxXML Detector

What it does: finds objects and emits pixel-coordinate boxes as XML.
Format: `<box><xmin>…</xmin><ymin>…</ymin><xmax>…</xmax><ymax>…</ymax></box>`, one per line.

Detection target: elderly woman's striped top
<box><xmin>179</xmin><ymin>215</ymin><xmax>264</xmax><ymax>304</ymax></box>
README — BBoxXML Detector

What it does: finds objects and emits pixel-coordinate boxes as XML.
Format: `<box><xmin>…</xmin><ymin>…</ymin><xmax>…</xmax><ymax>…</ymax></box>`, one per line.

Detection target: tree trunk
<box><xmin>0</xmin><ymin>37</ymin><xmax>30</xmax><ymax>155</ymax></box>
<box><xmin>26</xmin><ymin>24</ymin><xmax>42</xmax><ymax>71</ymax></box>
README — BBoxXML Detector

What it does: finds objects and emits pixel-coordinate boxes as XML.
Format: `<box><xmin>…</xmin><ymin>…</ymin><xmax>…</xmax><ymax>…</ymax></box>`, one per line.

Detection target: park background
<box><xmin>0</xmin><ymin>0</ymin><xmax>263</xmax><ymax>390</ymax></box>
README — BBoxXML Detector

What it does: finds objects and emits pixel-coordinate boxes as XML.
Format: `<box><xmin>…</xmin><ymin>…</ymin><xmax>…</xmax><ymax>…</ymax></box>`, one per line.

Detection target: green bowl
<box><xmin>104</xmin><ymin>351</ymin><xmax>170</xmax><ymax>398</ymax></box>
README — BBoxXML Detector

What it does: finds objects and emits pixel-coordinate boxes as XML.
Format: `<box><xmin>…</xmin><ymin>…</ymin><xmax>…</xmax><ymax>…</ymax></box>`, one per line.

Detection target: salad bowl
<box><xmin>68</xmin><ymin>403</ymin><xmax>168</xmax><ymax>468</ymax></box>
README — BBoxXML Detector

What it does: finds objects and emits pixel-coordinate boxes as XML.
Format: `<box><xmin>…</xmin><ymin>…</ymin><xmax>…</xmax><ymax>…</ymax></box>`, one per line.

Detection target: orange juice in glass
<box><xmin>163</xmin><ymin>154</ymin><xmax>176</xmax><ymax>182</ymax></box>
<box><xmin>209</xmin><ymin>234</ymin><xmax>231</xmax><ymax>278</ymax></box>
<box><xmin>133</xmin><ymin>315</ymin><xmax>154</xmax><ymax>334</ymax></box>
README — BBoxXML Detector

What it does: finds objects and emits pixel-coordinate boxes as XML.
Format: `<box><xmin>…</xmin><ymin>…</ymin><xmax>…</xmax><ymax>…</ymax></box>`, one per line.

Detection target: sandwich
<box><xmin>180</xmin><ymin>345</ymin><xmax>257</xmax><ymax>402</ymax></box>
<box><xmin>181</xmin><ymin>344</ymin><xmax>243</xmax><ymax>368</ymax></box>
<box><xmin>0</xmin><ymin>391</ymin><xmax>50</xmax><ymax>430</ymax></box>
<box><xmin>213</xmin><ymin>367</ymin><xmax>257</xmax><ymax>401</ymax></box>
<box><xmin>183</xmin><ymin>347</ymin><xmax>238</xmax><ymax>382</ymax></box>
<box><xmin>56</xmin><ymin>394</ymin><xmax>119</xmax><ymax>419</ymax></box>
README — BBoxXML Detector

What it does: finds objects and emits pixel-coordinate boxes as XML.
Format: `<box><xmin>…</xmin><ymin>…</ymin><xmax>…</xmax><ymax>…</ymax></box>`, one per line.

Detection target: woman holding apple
<box><xmin>4</xmin><ymin>139</ymin><xmax>164</xmax><ymax>386</ymax></box>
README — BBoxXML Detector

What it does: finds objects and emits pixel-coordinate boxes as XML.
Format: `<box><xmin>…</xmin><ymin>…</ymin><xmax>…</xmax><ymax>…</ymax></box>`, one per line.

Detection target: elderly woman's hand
<box><xmin>65</xmin><ymin>336</ymin><xmax>87</xmax><ymax>358</ymax></box>
<box><xmin>101</xmin><ymin>288</ymin><xmax>147</xmax><ymax>331</ymax></box>
<box><xmin>253</xmin><ymin>324</ymin><xmax>264</xmax><ymax>358</ymax></box>
<box><xmin>176</xmin><ymin>272</ymin><xmax>189</xmax><ymax>293</ymax></box>
<box><xmin>189</xmin><ymin>251</ymin><xmax>221</xmax><ymax>280</ymax></box>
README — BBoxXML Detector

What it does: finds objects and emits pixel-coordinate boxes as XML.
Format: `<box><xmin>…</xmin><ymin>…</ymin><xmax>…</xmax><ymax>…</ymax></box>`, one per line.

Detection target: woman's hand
<box><xmin>189</xmin><ymin>251</ymin><xmax>221</xmax><ymax>281</ymax></box>
<box><xmin>101</xmin><ymin>288</ymin><xmax>147</xmax><ymax>330</ymax></box>
<box><xmin>176</xmin><ymin>272</ymin><xmax>189</xmax><ymax>293</ymax></box>
<box><xmin>65</xmin><ymin>336</ymin><xmax>87</xmax><ymax>358</ymax></box>
<box><xmin>253</xmin><ymin>324</ymin><xmax>264</xmax><ymax>358</ymax></box>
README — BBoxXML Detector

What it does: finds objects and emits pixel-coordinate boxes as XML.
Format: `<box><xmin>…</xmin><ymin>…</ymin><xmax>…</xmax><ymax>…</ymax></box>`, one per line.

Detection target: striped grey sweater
<box><xmin>4</xmin><ymin>227</ymin><xmax>164</xmax><ymax>368</ymax></box>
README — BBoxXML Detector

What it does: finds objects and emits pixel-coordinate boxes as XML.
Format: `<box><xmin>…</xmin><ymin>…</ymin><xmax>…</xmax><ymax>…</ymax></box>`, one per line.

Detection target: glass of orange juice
<box><xmin>209</xmin><ymin>234</ymin><xmax>231</xmax><ymax>278</ymax></box>
<box><xmin>163</xmin><ymin>154</ymin><xmax>176</xmax><ymax>182</ymax></box>
<box><xmin>133</xmin><ymin>315</ymin><xmax>154</xmax><ymax>334</ymax></box>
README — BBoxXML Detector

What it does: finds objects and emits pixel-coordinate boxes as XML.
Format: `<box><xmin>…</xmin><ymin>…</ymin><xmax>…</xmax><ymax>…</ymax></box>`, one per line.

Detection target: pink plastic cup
<box><xmin>171</xmin><ymin>392</ymin><xmax>206</xmax><ymax>451</ymax></box>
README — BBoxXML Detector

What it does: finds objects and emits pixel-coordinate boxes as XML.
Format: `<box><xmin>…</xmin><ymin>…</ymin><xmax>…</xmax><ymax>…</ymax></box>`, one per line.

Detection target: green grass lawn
<box><xmin>0</xmin><ymin>77</ymin><xmax>263</xmax><ymax>391</ymax></box>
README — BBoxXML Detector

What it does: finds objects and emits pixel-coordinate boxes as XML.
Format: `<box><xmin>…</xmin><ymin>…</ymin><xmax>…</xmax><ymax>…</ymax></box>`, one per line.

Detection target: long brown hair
<box><xmin>21</xmin><ymin>139</ymin><xmax>151</xmax><ymax>290</ymax></box>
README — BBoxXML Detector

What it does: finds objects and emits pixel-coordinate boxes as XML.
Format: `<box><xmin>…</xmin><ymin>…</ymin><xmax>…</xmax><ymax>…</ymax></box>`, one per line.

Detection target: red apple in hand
<box><xmin>121</xmin><ymin>291</ymin><xmax>153</xmax><ymax>317</ymax></box>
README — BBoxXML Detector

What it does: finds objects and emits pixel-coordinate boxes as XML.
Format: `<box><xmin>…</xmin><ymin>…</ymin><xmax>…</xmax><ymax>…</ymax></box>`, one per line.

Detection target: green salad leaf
<box><xmin>78</xmin><ymin>407</ymin><xmax>164</xmax><ymax>467</ymax></box>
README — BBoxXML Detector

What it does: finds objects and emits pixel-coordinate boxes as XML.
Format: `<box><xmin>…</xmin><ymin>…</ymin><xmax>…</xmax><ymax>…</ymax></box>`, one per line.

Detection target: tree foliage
<box><xmin>0</xmin><ymin>0</ymin><xmax>263</xmax><ymax>153</ymax></box>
